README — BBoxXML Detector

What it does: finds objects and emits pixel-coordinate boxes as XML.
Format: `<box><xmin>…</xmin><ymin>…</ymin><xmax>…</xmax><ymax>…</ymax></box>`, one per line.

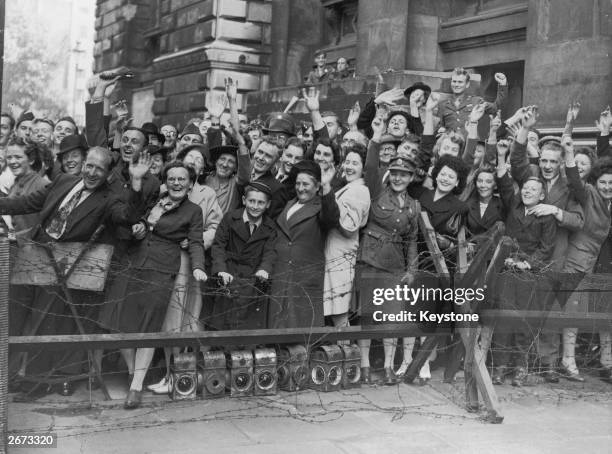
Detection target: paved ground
<box><xmin>7</xmin><ymin>368</ymin><xmax>612</xmax><ymax>454</ymax></box>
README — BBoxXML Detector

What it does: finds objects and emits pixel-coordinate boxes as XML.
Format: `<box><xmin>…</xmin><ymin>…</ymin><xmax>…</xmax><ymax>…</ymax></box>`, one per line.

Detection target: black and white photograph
<box><xmin>0</xmin><ymin>0</ymin><xmax>611</xmax><ymax>452</ymax></box>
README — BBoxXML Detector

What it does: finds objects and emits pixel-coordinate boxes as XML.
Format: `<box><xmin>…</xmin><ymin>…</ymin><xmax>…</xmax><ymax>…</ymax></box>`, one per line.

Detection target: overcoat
<box><xmin>268</xmin><ymin>192</ymin><xmax>339</xmax><ymax>329</ymax></box>
<box><xmin>209</xmin><ymin>208</ymin><xmax>277</xmax><ymax>329</ymax></box>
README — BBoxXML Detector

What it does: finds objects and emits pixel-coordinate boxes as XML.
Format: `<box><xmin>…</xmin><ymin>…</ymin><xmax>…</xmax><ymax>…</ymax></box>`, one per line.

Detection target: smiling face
<box><xmin>183</xmin><ymin>149</ymin><xmax>205</xmax><ymax>176</ymax></box>
<box><xmin>435</xmin><ymin>165</ymin><xmax>459</xmax><ymax>194</ymax></box>
<box><xmin>165</xmin><ymin>166</ymin><xmax>193</xmax><ymax>201</ymax></box>
<box><xmin>451</xmin><ymin>74</ymin><xmax>469</xmax><ymax>95</ymax></box>
<box><xmin>539</xmin><ymin>148</ymin><xmax>562</xmax><ymax>181</ymax></box>
<box><xmin>178</xmin><ymin>133</ymin><xmax>203</xmax><ymax>153</ymax></box>
<box><xmin>243</xmin><ymin>189</ymin><xmax>270</xmax><ymax>221</ymax></box>
<box><xmin>476</xmin><ymin>171</ymin><xmax>495</xmax><ymax>199</ymax></box>
<box><xmin>342</xmin><ymin>151</ymin><xmax>364</xmax><ymax>183</ymax></box>
<box><xmin>379</xmin><ymin>143</ymin><xmax>396</xmax><ymax>165</ymax></box>
<box><xmin>120</xmin><ymin>129</ymin><xmax>146</xmax><ymax>163</ymax></box>
<box><xmin>337</xmin><ymin>58</ymin><xmax>348</xmax><ymax>72</ymax></box>
<box><xmin>315</xmin><ymin>53</ymin><xmax>326</xmax><ymax>68</ymax></box>
<box><xmin>161</xmin><ymin>125</ymin><xmax>177</xmax><ymax>147</ymax></box>
<box><xmin>439</xmin><ymin>137</ymin><xmax>461</xmax><ymax>157</ymax></box>
<box><xmin>61</xmin><ymin>149</ymin><xmax>84</xmax><ymax>176</ymax></box>
<box><xmin>32</xmin><ymin>122</ymin><xmax>53</xmax><ymax>148</ymax></box>
<box><xmin>574</xmin><ymin>153</ymin><xmax>593</xmax><ymax>180</ymax></box>
<box><xmin>253</xmin><ymin>141</ymin><xmax>280</xmax><ymax>174</ymax></box>
<box><xmin>314</xmin><ymin>144</ymin><xmax>335</xmax><ymax>171</ymax></box>
<box><xmin>53</xmin><ymin>120</ymin><xmax>76</xmax><ymax>146</ymax></box>
<box><xmin>596</xmin><ymin>173</ymin><xmax>612</xmax><ymax>200</ymax></box>
<box><xmin>82</xmin><ymin>149</ymin><xmax>111</xmax><ymax>190</ymax></box>
<box><xmin>149</xmin><ymin>153</ymin><xmax>165</xmax><ymax>175</ymax></box>
<box><xmin>521</xmin><ymin>179</ymin><xmax>545</xmax><ymax>207</ymax></box>
<box><xmin>16</xmin><ymin>121</ymin><xmax>32</xmax><ymax>140</ymax></box>
<box><xmin>397</xmin><ymin>140</ymin><xmax>419</xmax><ymax>161</ymax></box>
<box><xmin>389</xmin><ymin>169</ymin><xmax>414</xmax><ymax>193</ymax></box>
<box><xmin>6</xmin><ymin>144</ymin><xmax>33</xmax><ymax>178</ymax></box>
<box><xmin>295</xmin><ymin>172</ymin><xmax>320</xmax><ymax>203</ymax></box>
<box><xmin>280</xmin><ymin>144</ymin><xmax>304</xmax><ymax>175</ymax></box>
<box><xmin>215</xmin><ymin>153</ymin><xmax>237</xmax><ymax>179</ymax></box>
<box><xmin>387</xmin><ymin>114</ymin><xmax>408</xmax><ymax>138</ymax></box>
<box><xmin>322</xmin><ymin>115</ymin><xmax>339</xmax><ymax>140</ymax></box>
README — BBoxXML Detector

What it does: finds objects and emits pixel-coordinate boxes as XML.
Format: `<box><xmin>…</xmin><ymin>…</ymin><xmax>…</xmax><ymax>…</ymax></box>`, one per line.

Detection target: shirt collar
<box><xmin>242</xmin><ymin>209</ymin><xmax>263</xmax><ymax>227</ymax></box>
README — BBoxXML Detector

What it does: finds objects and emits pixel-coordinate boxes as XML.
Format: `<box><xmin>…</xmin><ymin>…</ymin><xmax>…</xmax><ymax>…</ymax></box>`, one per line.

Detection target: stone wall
<box><xmin>94</xmin><ymin>0</ymin><xmax>272</xmax><ymax>128</ymax></box>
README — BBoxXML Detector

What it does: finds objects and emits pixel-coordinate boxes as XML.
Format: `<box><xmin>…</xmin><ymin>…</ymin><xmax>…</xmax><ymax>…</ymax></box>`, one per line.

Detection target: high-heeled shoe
<box><xmin>124</xmin><ymin>390</ymin><xmax>142</xmax><ymax>409</ymax></box>
<box><xmin>384</xmin><ymin>367</ymin><xmax>399</xmax><ymax>386</ymax></box>
<box><xmin>395</xmin><ymin>362</ymin><xmax>411</xmax><ymax>379</ymax></box>
<box><xmin>361</xmin><ymin>367</ymin><xmax>372</xmax><ymax>385</ymax></box>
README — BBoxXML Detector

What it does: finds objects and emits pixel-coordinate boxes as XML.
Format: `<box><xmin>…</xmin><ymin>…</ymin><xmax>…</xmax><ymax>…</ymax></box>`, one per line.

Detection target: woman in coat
<box><xmin>357</xmin><ymin>116</ymin><xmax>421</xmax><ymax>386</ymax></box>
<box><xmin>268</xmin><ymin>160</ymin><xmax>339</xmax><ymax>329</ymax></box>
<box><xmin>116</xmin><ymin>161</ymin><xmax>207</xmax><ymax>409</ymax></box>
<box><xmin>552</xmin><ymin>140</ymin><xmax>612</xmax><ymax>382</ymax></box>
<box><xmin>147</xmin><ymin>144</ymin><xmax>222</xmax><ymax>394</ymax></box>
<box><xmin>323</xmin><ymin>144</ymin><xmax>370</xmax><ymax>328</ymax></box>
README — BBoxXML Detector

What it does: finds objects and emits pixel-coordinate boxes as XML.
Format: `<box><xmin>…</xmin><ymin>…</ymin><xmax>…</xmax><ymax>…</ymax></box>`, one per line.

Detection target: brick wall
<box><xmin>94</xmin><ymin>0</ymin><xmax>272</xmax><ymax>129</ymax></box>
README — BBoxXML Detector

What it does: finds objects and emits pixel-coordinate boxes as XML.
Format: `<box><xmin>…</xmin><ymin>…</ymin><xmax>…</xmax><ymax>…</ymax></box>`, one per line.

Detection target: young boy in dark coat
<box><xmin>210</xmin><ymin>181</ymin><xmax>277</xmax><ymax>330</ymax></box>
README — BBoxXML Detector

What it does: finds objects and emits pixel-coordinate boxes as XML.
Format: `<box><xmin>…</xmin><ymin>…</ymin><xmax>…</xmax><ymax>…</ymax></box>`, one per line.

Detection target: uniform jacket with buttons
<box><xmin>360</xmin><ymin>139</ymin><xmax>420</xmax><ymax>273</ymax></box>
<box><xmin>438</xmin><ymin>84</ymin><xmax>507</xmax><ymax>135</ymax></box>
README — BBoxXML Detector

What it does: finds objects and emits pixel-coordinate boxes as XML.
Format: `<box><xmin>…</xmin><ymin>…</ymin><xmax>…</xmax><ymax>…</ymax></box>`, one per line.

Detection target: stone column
<box><xmin>356</xmin><ymin>0</ymin><xmax>411</xmax><ymax>76</ymax></box>
<box><xmin>523</xmin><ymin>0</ymin><xmax>612</xmax><ymax>127</ymax></box>
<box><xmin>270</xmin><ymin>0</ymin><xmax>290</xmax><ymax>87</ymax></box>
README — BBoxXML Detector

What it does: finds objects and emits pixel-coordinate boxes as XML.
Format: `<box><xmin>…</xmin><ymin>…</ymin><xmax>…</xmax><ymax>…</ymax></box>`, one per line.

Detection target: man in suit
<box><xmin>508</xmin><ymin>107</ymin><xmax>585</xmax><ymax>381</ymax></box>
<box><xmin>438</xmin><ymin>68</ymin><xmax>508</xmax><ymax>136</ymax></box>
<box><xmin>1</xmin><ymin>147</ymin><xmax>151</xmax><ymax>396</ymax></box>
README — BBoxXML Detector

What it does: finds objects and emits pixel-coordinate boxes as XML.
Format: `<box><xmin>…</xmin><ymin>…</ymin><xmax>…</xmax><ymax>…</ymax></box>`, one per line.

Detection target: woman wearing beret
<box><xmin>268</xmin><ymin>160</ymin><xmax>339</xmax><ymax>329</ymax></box>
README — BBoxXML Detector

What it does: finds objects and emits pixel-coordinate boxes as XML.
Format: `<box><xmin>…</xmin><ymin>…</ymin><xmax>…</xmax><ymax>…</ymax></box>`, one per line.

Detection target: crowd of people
<box><xmin>1</xmin><ymin>66</ymin><xmax>612</xmax><ymax>410</ymax></box>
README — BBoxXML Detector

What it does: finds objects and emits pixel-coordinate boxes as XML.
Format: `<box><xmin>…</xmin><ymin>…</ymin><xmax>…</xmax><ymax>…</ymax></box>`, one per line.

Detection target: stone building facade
<box><xmin>94</xmin><ymin>0</ymin><xmax>612</xmax><ymax>135</ymax></box>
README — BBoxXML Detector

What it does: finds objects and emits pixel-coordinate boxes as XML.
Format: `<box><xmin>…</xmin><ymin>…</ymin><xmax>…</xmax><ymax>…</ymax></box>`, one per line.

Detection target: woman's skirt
<box><xmin>163</xmin><ymin>251</ymin><xmax>204</xmax><ymax>334</ymax></box>
<box><xmin>117</xmin><ymin>269</ymin><xmax>175</xmax><ymax>334</ymax></box>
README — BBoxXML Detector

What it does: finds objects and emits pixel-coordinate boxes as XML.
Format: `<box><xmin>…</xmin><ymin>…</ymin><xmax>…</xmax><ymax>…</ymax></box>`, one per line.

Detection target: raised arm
<box><xmin>510</xmin><ymin>106</ymin><xmax>537</xmax><ymax>184</ymax></box>
<box><xmin>85</xmin><ymin>74</ymin><xmax>120</xmax><ymax>148</ymax></box>
<box><xmin>563</xmin><ymin>102</ymin><xmax>580</xmax><ymax>137</ymax></box>
<box><xmin>562</xmin><ymin>135</ymin><xmax>588</xmax><ymax>207</ymax></box>
<box><xmin>484</xmin><ymin>73</ymin><xmax>508</xmax><ymax>115</ymax></box>
<box><xmin>364</xmin><ymin>115</ymin><xmax>386</xmax><ymax>198</ymax></box>
<box><xmin>462</xmin><ymin>102</ymin><xmax>486</xmax><ymax>168</ymax></box>
<box><xmin>596</xmin><ymin>106</ymin><xmax>612</xmax><ymax>158</ymax></box>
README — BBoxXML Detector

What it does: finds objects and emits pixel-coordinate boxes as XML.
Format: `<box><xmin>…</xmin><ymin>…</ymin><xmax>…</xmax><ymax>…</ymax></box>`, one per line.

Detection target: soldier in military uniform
<box><xmin>437</xmin><ymin>68</ymin><xmax>508</xmax><ymax>137</ymax></box>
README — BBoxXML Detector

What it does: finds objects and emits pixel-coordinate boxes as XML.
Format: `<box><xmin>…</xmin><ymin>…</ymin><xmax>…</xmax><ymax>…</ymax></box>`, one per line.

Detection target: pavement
<box><xmin>7</xmin><ymin>368</ymin><xmax>612</xmax><ymax>454</ymax></box>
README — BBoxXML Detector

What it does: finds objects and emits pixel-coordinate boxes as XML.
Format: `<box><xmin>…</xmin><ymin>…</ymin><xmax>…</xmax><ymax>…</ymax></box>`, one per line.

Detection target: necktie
<box><xmin>246</xmin><ymin>221</ymin><xmax>256</xmax><ymax>237</ymax></box>
<box><xmin>45</xmin><ymin>188</ymin><xmax>83</xmax><ymax>239</ymax></box>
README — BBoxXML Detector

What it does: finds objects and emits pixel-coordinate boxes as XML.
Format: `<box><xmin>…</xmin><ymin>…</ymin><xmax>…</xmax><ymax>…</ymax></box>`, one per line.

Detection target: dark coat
<box><xmin>510</xmin><ymin>139</ymin><xmax>584</xmax><ymax>270</ymax></box>
<box><xmin>210</xmin><ymin>209</ymin><xmax>277</xmax><ymax>329</ymax></box>
<box><xmin>268</xmin><ymin>193</ymin><xmax>339</xmax><ymax>329</ymax></box>
<box><xmin>415</xmin><ymin>187</ymin><xmax>468</xmax><ymax>237</ymax></box>
<box><xmin>131</xmin><ymin>197</ymin><xmax>205</xmax><ymax>275</ymax></box>
<box><xmin>497</xmin><ymin>172</ymin><xmax>557</xmax><ymax>264</ymax></box>
<box><xmin>0</xmin><ymin>173</ymin><xmax>142</xmax><ymax>243</ymax></box>
<box><xmin>465</xmin><ymin>194</ymin><xmax>505</xmax><ymax>237</ymax></box>
<box><xmin>107</xmin><ymin>161</ymin><xmax>160</xmax><ymax>244</ymax></box>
